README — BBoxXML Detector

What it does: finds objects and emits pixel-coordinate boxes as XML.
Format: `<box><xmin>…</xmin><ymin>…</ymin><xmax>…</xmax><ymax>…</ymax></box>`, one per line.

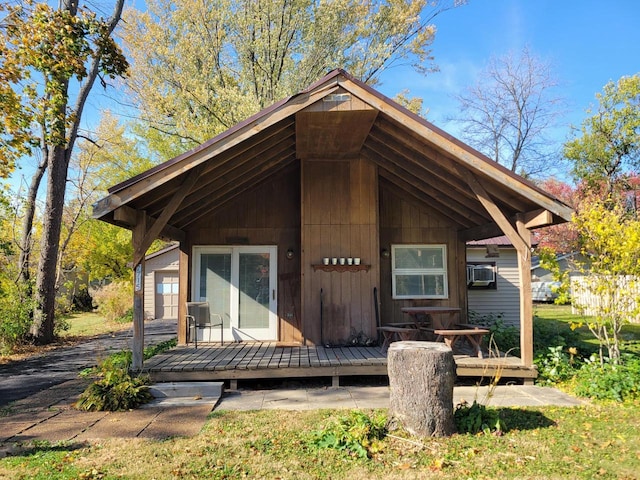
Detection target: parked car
<box><xmin>532</xmin><ymin>281</ymin><xmax>560</xmax><ymax>302</ymax></box>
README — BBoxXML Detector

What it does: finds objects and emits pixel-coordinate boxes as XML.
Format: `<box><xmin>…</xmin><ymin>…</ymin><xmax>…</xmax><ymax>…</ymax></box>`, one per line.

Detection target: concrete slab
<box><xmin>75</xmin><ymin>409</ymin><xmax>161</xmax><ymax>440</ymax></box>
<box><xmin>138</xmin><ymin>405</ymin><xmax>213</xmax><ymax>439</ymax></box>
<box><xmin>215</xmin><ymin>384</ymin><xmax>585</xmax><ymax>411</ymax></box>
<box><xmin>217</xmin><ymin>390</ymin><xmax>264</xmax><ymax>411</ymax></box>
<box><xmin>149</xmin><ymin>382</ymin><xmax>224</xmax><ymax>398</ymax></box>
<box><xmin>350</xmin><ymin>386</ymin><xmax>390</xmax><ymax>409</ymax></box>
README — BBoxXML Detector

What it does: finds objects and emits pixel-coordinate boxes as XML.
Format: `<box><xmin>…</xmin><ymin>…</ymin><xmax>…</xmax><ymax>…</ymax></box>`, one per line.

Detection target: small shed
<box><xmin>93</xmin><ymin>70</ymin><xmax>573</xmax><ymax>370</ymax></box>
<box><xmin>143</xmin><ymin>244</ymin><xmax>179</xmax><ymax>320</ymax></box>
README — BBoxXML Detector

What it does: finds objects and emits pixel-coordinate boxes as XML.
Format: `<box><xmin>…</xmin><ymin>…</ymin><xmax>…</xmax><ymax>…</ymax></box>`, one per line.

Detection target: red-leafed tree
<box><xmin>534</xmin><ymin>178</ymin><xmax>579</xmax><ymax>254</ymax></box>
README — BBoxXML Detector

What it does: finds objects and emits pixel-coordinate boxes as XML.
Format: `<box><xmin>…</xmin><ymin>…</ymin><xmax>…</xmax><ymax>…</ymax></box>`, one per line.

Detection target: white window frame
<box><xmin>391</xmin><ymin>244</ymin><xmax>448</xmax><ymax>299</ymax></box>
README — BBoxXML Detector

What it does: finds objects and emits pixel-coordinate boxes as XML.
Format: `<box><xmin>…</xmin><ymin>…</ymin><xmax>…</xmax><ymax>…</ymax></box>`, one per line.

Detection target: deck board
<box><xmin>144</xmin><ymin>342</ymin><xmax>537</xmax><ymax>383</ymax></box>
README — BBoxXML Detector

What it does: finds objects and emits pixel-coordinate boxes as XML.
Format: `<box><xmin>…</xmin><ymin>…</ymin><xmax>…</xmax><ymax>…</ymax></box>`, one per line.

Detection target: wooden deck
<box><xmin>144</xmin><ymin>342</ymin><xmax>537</xmax><ymax>387</ymax></box>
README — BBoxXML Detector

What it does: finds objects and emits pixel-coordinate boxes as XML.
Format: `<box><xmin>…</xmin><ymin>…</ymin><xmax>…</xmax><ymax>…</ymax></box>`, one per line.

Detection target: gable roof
<box><xmin>93</xmin><ymin>69</ymin><xmax>573</xmax><ymax>242</ymax></box>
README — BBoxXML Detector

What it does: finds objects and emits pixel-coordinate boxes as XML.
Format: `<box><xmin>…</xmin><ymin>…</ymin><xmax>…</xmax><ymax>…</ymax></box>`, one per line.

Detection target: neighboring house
<box><xmin>466</xmin><ymin>236</ymin><xmax>521</xmax><ymax>328</ymax></box>
<box><xmin>144</xmin><ymin>244</ymin><xmax>179</xmax><ymax>320</ymax></box>
<box><xmin>93</xmin><ymin>69</ymin><xmax>573</xmax><ymax>369</ymax></box>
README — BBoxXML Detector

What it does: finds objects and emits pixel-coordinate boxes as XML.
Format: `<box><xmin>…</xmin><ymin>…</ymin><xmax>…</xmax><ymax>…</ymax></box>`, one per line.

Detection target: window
<box><xmin>391</xmin><ymin>244</ymin><xmax>448</xmax><ymax>299</ymax></box>
<box><xmin>466</xmin><ymin>262</ymin><xmax>497</xmax><ymax>289</ymax></box>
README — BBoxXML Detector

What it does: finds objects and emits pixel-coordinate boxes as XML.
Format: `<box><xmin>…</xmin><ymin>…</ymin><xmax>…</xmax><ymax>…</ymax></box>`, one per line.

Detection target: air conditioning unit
<box><xmin>467</xmin><ymin>265</ymin><xmax>496</xmax><ymax>287</ymax></box>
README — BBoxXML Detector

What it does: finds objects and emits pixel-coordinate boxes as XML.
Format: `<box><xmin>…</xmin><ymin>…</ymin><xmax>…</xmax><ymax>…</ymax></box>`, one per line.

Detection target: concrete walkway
<box><xmin>0</xmin><ymin>378</ymin><xmax>585</xmax><ymax>450</ymax></box>
<box><xmin>216</xmin><ymin>384</ymin><xmax>585</xmax><ymax>411</ymax></box>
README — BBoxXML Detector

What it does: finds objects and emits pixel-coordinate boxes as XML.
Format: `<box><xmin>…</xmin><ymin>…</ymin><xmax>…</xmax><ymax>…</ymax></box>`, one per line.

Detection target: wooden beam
<box><xmin>111</xmin><ymin>204</ymin><xmax>185</xmax><ymax>242</ymax></box>
<box><xmin>522</xmin><ymin>209</ymin><xmax>554</xmax><ymax>229</ymax></box>
<box><xmin>459</xmin><ymin>222</ymin><xmax>507</xmax><ymax>242</ymax></box>
<box><xmin>459</xmin><ymin>167</ymin><xmax>530</xmax><ymax>255</ymax></box>
<box><xmin>363</xmin><ymin>137</ymin><xmax>490</xmax><ymax>223</ymax></box>
<box><xmin>177</xmin><ymin>243</ymin><xmax>189</xmax><ymax>345</ymax></box>
<box><xmin>113</xmin><ymin>205</ymin><xmax>137</xmax><ymax>226</ymax></box>
<box><xmin>133</xmin><ymin>166</ymin><xmax>202</xmax><ymax>266</ymax></box>
<box><xmin>517</xmin><ymin>214</ymin><xmax>534</xmax><ymax>367</ymax></box>
<box><xmin>175</xmin><ymin>139</ymin><xmax>296</xmax><ymax>227</ymax></box>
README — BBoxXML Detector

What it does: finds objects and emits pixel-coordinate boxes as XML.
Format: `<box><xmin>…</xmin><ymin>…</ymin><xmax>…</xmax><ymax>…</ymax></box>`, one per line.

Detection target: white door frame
<box><xmin>192</xmin><ymin>245</ymin><xmax>278</xmax><ymax>341</ymax></box>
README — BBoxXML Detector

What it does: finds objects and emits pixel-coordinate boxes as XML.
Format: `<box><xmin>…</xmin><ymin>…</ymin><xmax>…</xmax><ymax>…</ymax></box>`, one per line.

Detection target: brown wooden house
<box><xmin>93</xmin><ymin>70</ymin><xmax>572</xmax><ymax>372</ymax></box>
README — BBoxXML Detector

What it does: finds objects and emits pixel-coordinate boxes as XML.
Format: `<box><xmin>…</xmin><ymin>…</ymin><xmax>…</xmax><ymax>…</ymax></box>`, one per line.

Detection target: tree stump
<box><xmin>387</xmin><ymin>341</ymin><xmax>456</xmax><ymax>437</ymax></box>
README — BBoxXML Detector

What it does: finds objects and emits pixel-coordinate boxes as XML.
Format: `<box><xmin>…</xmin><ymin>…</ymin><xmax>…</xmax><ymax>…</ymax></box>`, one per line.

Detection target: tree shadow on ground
<box><xmin>498</xmin><ymin>407</ymin><xmax>556</xmax><ymax>432</ymax></box>
<box><xmin>0</xmin><ymin>440</ymin><xmax>88</xmax><ymax>459</ymax></box>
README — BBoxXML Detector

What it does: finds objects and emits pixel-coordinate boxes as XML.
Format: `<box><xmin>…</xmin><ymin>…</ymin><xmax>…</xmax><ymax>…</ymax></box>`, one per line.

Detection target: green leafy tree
<box><xmin>565</xmin><ymin>73</ymin><xmax>640</xmax><ymax>193</ymax></box>
<box><xmin>570</xmin><ymin>197</ymin><xmax>640</xmax><ymax>364</ymax></box>
<box><xmin>122</xmin><ymin>0</ymin><xmax>463</xmax><ymax>155</ymax></box>
<box><xmin>0</xmin><ymin>1</ymin><xmax>128</xmax><ymax>344</ymax></box>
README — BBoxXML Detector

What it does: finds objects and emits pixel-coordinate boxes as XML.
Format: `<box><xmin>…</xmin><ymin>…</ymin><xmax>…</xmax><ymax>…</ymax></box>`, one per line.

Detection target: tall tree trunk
<box><xmin>31</xmin><ymin>146</ymin><xmax>69</xmax><ymax>343</ymax></box>
<box><xmin>28</xmin><ymin>0</ymin><xmax>125</xmax><ymax>344</ymax></box>
<box><xmin>18</xmin><ymin>154</ymin><xmax>47</xmax><ymax>290</ymax></box>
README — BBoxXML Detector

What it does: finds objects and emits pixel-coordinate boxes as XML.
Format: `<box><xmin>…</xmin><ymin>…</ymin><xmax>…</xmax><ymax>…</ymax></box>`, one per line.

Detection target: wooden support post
<box><xmin>460</xmin><ymin>168</ymin><xmax>535</xmax><ymax>368</ymax></box>
<box><xmin>516</xmin><ymin>214</ymin><xmax>533</xmax><ymax>367</ymax></box>
<box><xmin>178</xmin><ymin>243</ymin><xmax>190</xmax><ymax>345</ymax></box>
<box><xmin>132</xmin><ymin>210</ymin><xmax>147</xmax><ymax>371</ymax></box>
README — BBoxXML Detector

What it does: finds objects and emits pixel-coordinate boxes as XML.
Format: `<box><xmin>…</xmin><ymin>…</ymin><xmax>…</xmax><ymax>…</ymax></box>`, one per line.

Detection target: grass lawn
<box><xmin>0</xmin><ymin>403</ymin><xmax>639</xmax><ymax>479</ymax></box>
<box><xmin>60</xmin><ymin>312</ymin><xmax>130</xmax><ymax>339</ymax></box>
<box><xmin>533</xmin><ymin>303</ymin><xmax>640</xmax><ymax>356</ymax></box>
<box><xmin>0</xmin><ymin>312</ymin><xmax>129</xmax><ymax>363</ymax></box>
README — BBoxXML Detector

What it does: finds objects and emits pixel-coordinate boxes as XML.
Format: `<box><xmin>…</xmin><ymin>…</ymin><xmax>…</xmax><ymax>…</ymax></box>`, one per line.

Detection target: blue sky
<box><xmin>378</xmin><ymin>0</ymin><xmax>640</xmax><ymax>153</ymax></box>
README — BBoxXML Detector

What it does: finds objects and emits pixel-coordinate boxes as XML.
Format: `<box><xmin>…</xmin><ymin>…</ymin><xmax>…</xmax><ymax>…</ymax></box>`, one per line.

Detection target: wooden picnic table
<box><xmin>401</xmin><ymin>306</ymin><xmax>461</xmax><ymax>329</ymax></box>
<box><xmin>377</xmin><ymin>323</ymin><xmax>420</xmax><ymax>353</ymax></box>
<box><xmin>433</xmin><ymin>327</ymin><xmax>490</xmax><ymax>358</ymax></box>
<box><xmin>399</xmin><ymin>307</ymin><xmax>489</xmax><ymax>357</ymax></box>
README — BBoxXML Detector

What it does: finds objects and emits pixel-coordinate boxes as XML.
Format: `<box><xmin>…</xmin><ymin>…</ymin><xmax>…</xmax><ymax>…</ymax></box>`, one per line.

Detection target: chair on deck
<box><xmin>186</xmin><ymin>301</ymin><xmax>224</xmax><ymax>348</ymax></box>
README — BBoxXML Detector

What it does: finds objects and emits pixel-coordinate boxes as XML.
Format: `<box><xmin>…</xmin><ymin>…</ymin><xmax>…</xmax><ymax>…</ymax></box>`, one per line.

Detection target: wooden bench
<box><xmin>377</xmin><ymin>326</ymin><xmax>419</xmax><ymax>353</ymax></box>
<box><xmin>433</xmin><ymin>328</ymin><xmax>490</xmax><ymax>358</ymax></box>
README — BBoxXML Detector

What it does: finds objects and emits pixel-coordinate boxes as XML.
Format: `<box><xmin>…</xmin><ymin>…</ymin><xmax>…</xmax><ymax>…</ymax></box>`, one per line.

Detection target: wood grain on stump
<box><xmin>387</xmin><ymin>341</ymin><xmax>456</xmax><ymax>437</ymax></box>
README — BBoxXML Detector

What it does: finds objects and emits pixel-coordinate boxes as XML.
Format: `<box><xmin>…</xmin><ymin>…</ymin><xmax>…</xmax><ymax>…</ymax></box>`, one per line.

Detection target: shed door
<box><xmin>155</xmin><ymin>271</ymin><xmax>179</xmax><ymax>320</ymax></box>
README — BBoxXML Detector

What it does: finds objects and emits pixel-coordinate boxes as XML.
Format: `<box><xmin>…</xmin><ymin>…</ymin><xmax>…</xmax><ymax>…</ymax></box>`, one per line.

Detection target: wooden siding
<box><xmin>302</xmin><ymin>157</ymin><xmax>379</xmax><ymax>345</ymax></box>
<box><xmin>379</xmin><ymin>185</ymin><xmax>468</xmax><ymax>325</ymax></box>
<box><xmin>467</xmin><ymin>247</ymin><xmax>520</xmax><ymax>328</ymax></box>
<box><xmin>184</xmin><ymin>164</ymin><xmax>302</xmax><ymax>343</ymax></box>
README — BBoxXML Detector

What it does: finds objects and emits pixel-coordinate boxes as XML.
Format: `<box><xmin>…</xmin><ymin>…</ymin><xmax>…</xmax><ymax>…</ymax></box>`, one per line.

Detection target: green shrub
<box><xmin>0</xmin><ymin>282</ymin><xmax>35</xmax><ymax>353</ymax></box>
<box><xmin>75</xmin><ymin>340</ymin><xmax>176</xmax><ymax>411</ymax></box>
<box><xmin>310</xmin><ymin>410</ymin><xmax>387</xmax><ymax>458</ymax></box>
<box><xmin>76</xmin><ymin>349</ymin><xmax>152</xmax><ymax>411</ymax></box>
<box><xmin>533</xmin><ymin>316</ymin><xmax>588</xmax><ymax>357</ymax></box>
<box><xmin>468</xmin><ymin>311</ymin><xmax>519</xmax><ymax>355</ymax></box>
<box><xmin>454</xmin><ymin>400</ymin><xmax>503</xmax><ymax>435</ymax></box>
<box><xmin>573</xmin><ymin>353</ymin><xmax>640</xmax><ymax>402</ymax></box>
<box><xmin>535</xmin><ymin>345</ymin><xmax>581</xmax><ymax>386</ymax></box>
<box><xmin>75</xmin><ymin>368</ymin><xmax>152</xmax><ymax>411</ymax></box>
<box><xmin>90</xmin><ymin>281</ymin><xmax>133</xmax><ymax>323</ymax></box>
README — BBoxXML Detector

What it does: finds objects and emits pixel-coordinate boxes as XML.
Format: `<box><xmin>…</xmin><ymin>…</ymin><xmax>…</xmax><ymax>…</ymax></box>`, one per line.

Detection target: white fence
<box><xmin>571</xmin><ymin>275</ymin><xmax>640</xmax><ymax>323</ymax></box>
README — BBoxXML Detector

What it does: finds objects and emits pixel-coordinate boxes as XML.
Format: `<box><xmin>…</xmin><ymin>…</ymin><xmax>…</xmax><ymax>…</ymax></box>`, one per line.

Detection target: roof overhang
<box><xmin>93</xmin><ymin>69</ymin><xmax>573</xmax><ymax>248</ymax></box>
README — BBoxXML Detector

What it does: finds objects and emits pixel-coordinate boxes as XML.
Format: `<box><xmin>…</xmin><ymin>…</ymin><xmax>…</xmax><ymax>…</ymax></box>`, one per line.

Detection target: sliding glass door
<box><xmin>193</xmin><ymin>246</ymin><xmax>277</xmax><ymax>341</ymax></box>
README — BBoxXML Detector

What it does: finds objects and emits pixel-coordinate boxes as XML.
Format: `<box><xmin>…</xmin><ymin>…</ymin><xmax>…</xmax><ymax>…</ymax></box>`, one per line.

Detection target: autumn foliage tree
<box><xmin>0</xmin><ymin>1</ymin><xmax>128</xmax><ymax>344</ymax></box>
<box><xmin>122</xmin><ymin>0</ymin><xmax>463</xmax><ymax>156</ymax></box>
